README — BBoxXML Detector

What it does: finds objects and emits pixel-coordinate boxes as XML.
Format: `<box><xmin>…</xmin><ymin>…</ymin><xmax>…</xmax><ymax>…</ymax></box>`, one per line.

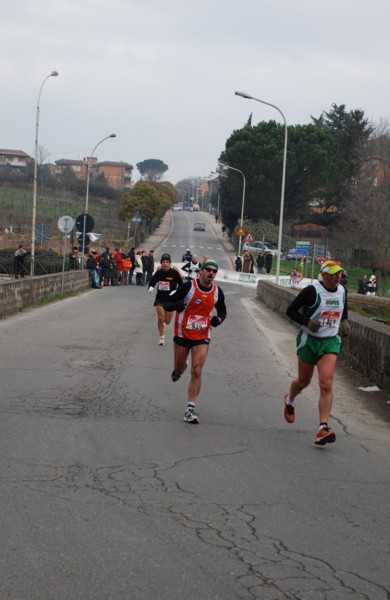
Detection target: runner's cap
<box><xmin>161</xmin><ymin>253</ymin><xmax>171</xmax><ymax>262</ymax></box>
<box><xmin>200</xmin><ymin>260</ymin><xmax>219</xmax><ymax>271</ymax></box>
<box><xmin>320</xmin><ymin>260</ymin><xmax>343</xmax><ymax>275</ymax></box>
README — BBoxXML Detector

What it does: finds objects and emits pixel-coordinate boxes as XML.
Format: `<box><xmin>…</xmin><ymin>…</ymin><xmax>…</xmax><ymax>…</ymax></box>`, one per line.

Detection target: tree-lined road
<box><xmin>0</xmin><ymin>212</ymin><xmax>389</xmax><ymax>599</ymax></box>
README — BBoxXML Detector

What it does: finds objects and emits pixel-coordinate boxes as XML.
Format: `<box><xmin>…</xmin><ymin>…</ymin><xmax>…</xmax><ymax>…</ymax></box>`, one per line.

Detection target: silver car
<box><xmin>193</xmin><ymin>222</ymin><xmax>206</xmax><ymax>231</ymax></box>
<box><xmin>242</xmin><ymin>241</ymin><xmax>279</xmax><ymax>256</ymax></box>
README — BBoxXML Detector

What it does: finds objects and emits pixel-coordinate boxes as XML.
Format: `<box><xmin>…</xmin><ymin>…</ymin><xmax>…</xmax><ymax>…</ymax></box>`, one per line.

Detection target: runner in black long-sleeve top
<box><xmin>148</xmin><ymin>253</ymin><xmax>183</xmax><ymax>346</ymax></box>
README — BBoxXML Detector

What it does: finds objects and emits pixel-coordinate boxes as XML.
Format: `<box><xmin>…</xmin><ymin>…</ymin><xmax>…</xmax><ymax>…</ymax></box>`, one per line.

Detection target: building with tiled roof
<box><xmin>0</xmin><ymin>149</ymin><xmax>32</xmax><ymax>169</ymax></box>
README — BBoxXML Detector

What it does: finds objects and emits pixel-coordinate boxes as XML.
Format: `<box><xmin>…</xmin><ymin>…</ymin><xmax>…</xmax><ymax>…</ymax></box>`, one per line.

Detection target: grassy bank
<box><xmin>0</xmin><ymin>184</ymin><xmax>127</xmax><ymax>241</ymax></box>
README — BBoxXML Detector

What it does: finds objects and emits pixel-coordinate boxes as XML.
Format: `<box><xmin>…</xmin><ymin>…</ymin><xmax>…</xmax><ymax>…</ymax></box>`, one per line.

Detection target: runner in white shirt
<box><xmin>283</xmin><ymin>260</ymin><xmax>351</xmax><ymax>446</ymax></box>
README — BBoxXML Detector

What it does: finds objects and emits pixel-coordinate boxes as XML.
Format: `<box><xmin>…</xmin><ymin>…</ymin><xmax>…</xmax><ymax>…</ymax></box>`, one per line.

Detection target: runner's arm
<box><xmin>286</xmin><ymin>285</ymin><xmax>317</xmax><ymax>326</ymax></box>
<box><xmin>214</xmin><ymin>287</ymin><xmax>227</xmax><ymax>324</ymax></box>
<box><xmin>341</xmin><ymin>290</ymin><xmax>349</xmax><ymax>321</ymax></box>
<box><xmin>149</xmin><ymin>270</ymin><xmax>161</xmax><ymax>288</ymax></box>
<box><xmin>162</xmin><ymin>280</ymin><xmax>192</xmax><ymax>311</ymax></box>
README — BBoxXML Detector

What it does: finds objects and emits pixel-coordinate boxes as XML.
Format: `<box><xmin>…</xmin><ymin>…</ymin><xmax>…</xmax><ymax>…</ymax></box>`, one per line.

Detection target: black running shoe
<box><xmin>171</xmin><ymin>370</ymin><xmax>181</xmax><ymax>382</ymax></box>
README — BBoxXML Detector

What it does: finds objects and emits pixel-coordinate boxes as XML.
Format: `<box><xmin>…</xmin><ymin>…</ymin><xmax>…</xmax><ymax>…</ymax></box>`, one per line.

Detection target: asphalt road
<box><xmin>1</xmin><ymin>211</ymin><xmax>389</xmax><ymax>600</ymax></box>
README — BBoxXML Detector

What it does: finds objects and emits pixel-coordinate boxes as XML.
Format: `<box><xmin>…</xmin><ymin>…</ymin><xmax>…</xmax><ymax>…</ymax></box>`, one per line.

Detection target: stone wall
<box><xmin>256</xmin><ymin>280</ymin><xmax>390</xmax><ymax>393</ymax></box>
<box><xmin>0</xmin><ymin>271</ymin><xmax>90</xmax><ymax>319</ymax></box>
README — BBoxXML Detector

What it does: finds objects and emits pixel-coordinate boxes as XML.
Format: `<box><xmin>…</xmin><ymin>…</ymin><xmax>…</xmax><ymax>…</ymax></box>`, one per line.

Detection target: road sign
<box><xmin>76</xmin><ymin>213</ymin><xmax>94</xmax><ymax>233</ymax></box>
<box><xmin>313</xmin><ymin>244</ymin><xmax>326</xmax><ymax>258</ymax></box>
<box><xmin>295</xmin><ymin>241</ymin><xmax>310</xmax><ymax>256</ymax></box>
<box><xmin>58</xmin><ymin>215</ymin><xmax>75</xmax><ymax>234</ymax></box>
<box><xmin>35</xmin><ymin>223</ymin><xmax>49</xmax><ymax>243</ymax></box>
<box><xmin>243</xmin><ymin>231</ymin><xmax>255</xmax><ymax>243</ymax></box>
<box><xmin>236</xmin><ymin>227</ymin><xmax>245</xmax><ymax>237</ymax></box>
<box><xmin>77</xmin><ymin>233</ymin><xmax>91</xmax><ymax>247</ymax></box>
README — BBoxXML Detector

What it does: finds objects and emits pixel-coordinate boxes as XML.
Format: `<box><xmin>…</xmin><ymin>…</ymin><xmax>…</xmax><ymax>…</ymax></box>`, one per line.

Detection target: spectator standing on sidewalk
<box><xmin>235</xmin><ymin>256</ymin><xmax>242</xmax><ymax>272</ymax></box>
<box><xmin>264</xmin><ymin>251</ymin><xmax>272</xmax><ymax>274</ymax></box>
<box><xmin>128</xmin><ymin>247</ymin><xmax>136</xmax><ymax>284</ymax></box>
<box><xmin>357</xmin><ymin>274</ymin><xmax>367</xmax><ymax>295</ymax></box>
<box><xmin>366</xmin><ymin>275</ymin><xmax>377</xmax><ymax>296</ymax></box>
<box><xmin>145</xmin><ymin>250</ymin><xmax>155</xmax><ymax>284</ymax></box>
<box><xmin>256</xmin><ymin>252</ymin><xmax>265</xmax><ymax>274</ymax></box>
<box><xmin>68</xmin><ymin>247</ymin><xmax>79</xmax><ymax>270</ymax></box>
<box><xmin>14</xmin><ymin>244</ymin><xmax>27</xmax><ymax>278</ymax></box>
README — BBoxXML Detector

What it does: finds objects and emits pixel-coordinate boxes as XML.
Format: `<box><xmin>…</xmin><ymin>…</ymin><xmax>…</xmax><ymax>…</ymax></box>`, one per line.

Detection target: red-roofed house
<box><xmin>0</xmin><ymin>149</ymin><xmax>32</xmax><ymax>170</ymax></box>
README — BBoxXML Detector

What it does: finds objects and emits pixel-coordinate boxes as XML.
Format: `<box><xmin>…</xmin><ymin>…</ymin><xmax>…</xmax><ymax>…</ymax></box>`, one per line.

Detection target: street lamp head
<box><xmin>235</xmin><ymin>91</ymin><xmax>253</xmax><ymax>100</ymax></box>
<box><xmin>109</xmin><ymin>133</ymin><xmax>116</xmax><ymax>138</ymax></box>
<box><xmin>50</xmin><ymin>71</ymin><xmax>59</xmax><ymax>77</ymax></box>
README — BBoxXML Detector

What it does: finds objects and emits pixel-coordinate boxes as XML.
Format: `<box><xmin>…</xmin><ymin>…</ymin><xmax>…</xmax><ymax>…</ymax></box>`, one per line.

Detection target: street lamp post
<box><xmin>85</xmin><ymin>133</ymin><xmax>116</xmax><ymax>214</ymax></box>
<box><xmin>209</xmin><ymin>170</ymin><xmax>227</xmax><ymax>219</ymax></box>
<box><xmin>235</xmin><ymin>91</ymin><xmax>287</xmax><ymax>284</ymax></box>
<box><xmin>176</xmin><ymin>182</ymin><xmax>193</xmax><ymax>208</ymax></box>
<box><xmin>82</xmin><ymin>133</ymin><xmax>116</xmax><ymax>258</ymax></box>
<box><xmin>31</xmin><ymin>70</ymin><xmax>59</xmax><ymax>276</ymax></box>
<box><xmin>219</xmin><ymin>162</ymin><xmax>246</xmax><ymax>255</ymax></box>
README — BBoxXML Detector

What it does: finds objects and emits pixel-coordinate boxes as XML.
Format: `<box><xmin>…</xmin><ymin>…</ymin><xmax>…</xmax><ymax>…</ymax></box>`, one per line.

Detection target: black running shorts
<box><xmin>173</xmin><ymin>336</ymin><xmax>210</xmax><ymax>348</ymax></box>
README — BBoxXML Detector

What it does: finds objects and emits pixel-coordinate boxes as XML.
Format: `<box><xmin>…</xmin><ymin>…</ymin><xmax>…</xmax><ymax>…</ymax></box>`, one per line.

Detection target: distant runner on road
<box><xmin>148</xmin><ymin>253</ymin><xmax>183</xmax><ymax>346</ymax></box>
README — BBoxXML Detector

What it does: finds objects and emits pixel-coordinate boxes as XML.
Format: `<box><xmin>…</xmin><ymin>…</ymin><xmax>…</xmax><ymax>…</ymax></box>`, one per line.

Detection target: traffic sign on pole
<box><xmin>76</xmin><ymin>213</ymin><xmax>94</xmax><ymax>233</ymax></box>
<box><xmin>243</xmin><ymin>230</ymin><xmax>255</xmax><ymax>243</ymax></box>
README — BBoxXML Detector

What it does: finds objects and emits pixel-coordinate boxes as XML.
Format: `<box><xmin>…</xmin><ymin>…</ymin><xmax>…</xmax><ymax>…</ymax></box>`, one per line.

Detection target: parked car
<box><xmin>89</xmin><ymin>232</ymin><xmax>104</xmax><ymax>242</ymax></box>
<box><xmin>193</xmin><ymin>222</ymin><xmax>206</xmax><ymax>231</ymax></box>
<box><xmin>242</xmin><ymin>241</ymin><xmax>279</xmax><ymax>256</ymax></box>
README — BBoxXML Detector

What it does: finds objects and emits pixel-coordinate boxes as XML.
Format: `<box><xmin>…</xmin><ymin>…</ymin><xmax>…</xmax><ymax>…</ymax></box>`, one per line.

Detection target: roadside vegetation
<box><xmin>217</xmin><ymin>104</ymin><xmax>390</xmax><ymax>289</ymax></box>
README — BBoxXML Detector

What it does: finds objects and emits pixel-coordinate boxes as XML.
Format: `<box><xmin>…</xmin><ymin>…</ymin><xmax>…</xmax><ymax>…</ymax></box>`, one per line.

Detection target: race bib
<box><xmin>320</xmin><ymin>311</ymin><xmax>341</xmax><ymax>328</ymax></box>
<box><xmin>186</xmin><ymin>315</ymin><xmax>208</xmax><ymax>330</ymax></box>
<box><xmin>158</xmin><ymin>281</ymin><xmax>170</xmax><ymax>291</ymax></box>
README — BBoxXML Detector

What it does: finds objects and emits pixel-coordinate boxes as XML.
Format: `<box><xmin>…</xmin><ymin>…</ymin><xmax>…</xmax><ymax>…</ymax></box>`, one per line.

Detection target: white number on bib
<box><xmin>186</xmin><ymin>315</ymin><xmax>208</xmax><ymax>330</ymax></box>
<box><xmin>320</xmin><ymin>310</ymin><xmax>341</xmax><ymax>328</ymax></box>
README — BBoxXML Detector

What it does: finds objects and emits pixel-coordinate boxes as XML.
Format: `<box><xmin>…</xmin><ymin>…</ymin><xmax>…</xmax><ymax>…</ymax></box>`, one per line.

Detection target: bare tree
<box><xmin>38</xmin><ymin>144</ymin><xmax>51</xmax><ymax>165</ymax></box>
<box><xmin>345</xmin><ymin>121</ymin><xmax>390</xmax><ymax>283</ymax></box>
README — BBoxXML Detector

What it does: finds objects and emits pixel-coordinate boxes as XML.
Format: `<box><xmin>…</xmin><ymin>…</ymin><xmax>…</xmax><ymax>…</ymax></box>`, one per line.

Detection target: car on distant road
<box><xmin>172</xmin><ymin>204</ymin><xmax>182</xmax><ymax>211</ymax></box>
<box><xmin>193</xmin><ymin>222</ymin><xmax>206</xmax><ymax>231</ymax></box>
<box><xmin>242</xmin><ymin>241</ymin><xmax>279</xmax><ymax>256</ymax></box>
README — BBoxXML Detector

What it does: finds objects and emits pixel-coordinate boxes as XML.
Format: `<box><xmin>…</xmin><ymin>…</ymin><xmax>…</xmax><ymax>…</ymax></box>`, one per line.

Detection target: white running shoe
<box><xmin>159</xmin><ymin>336</ymin><xmax>165</xmax><ymax>346</ymax></box>
<box><xmin>183</xmin><ymin>406</ymin><xmax>199</xmax><ymax>424</ymax></box>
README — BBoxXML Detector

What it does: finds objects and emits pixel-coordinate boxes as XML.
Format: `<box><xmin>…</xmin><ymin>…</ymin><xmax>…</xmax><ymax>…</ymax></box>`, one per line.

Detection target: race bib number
<box><xmin>158</xmin><ymin>281</ymin><xmax>170</xmax><ymax>291</ymax></box>
<box><xmin>320</xmin><ymin>311</ymin><xmax>341</xmax><ymax>328</ymax></box>
<box><xmin>186</xmin><ymin>315</ymin><xmax>208</xmax><ymax>330</ymax></box>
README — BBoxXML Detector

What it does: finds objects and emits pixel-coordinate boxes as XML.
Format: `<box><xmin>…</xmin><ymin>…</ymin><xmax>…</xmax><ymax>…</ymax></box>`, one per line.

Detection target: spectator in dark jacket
<box><xmin>264</xmin><ymin>252</ymin><xmax>273</xmax><ymax>274</ymax></box>
<box><xmin>256</xmin><ymin>252</ymin><xmax>265</xmax><ymax>274</ymax></box>
<box><xmin>128</xmin><ymin>247</ymin><xmax>136</xmax><ymax>284</ymax></box>
<box><xmin>141</xmin><ymin>250</ymin><xmax>148</xmax><ymax>284</ymax></box>
<box><xmin>68</xmin><ymin>247</ymin><xmax>79</xmax><ymax>270</ymax></box>
<box><xmin>357</xmin><ymin>274</ymin><xmax>367</xmax><ymax>294</ymax></box>
<box><xmin>145</xmin><ymin>250</ymin><xmax>155</xmax><ymax>284</ymax></box>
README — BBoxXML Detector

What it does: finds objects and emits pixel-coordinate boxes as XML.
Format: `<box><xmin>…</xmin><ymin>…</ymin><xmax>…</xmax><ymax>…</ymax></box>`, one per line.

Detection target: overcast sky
<box><xmin>2</xmin><ymin>0</ymin><xmax>390</xmax><ymax>185</ymax></box>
